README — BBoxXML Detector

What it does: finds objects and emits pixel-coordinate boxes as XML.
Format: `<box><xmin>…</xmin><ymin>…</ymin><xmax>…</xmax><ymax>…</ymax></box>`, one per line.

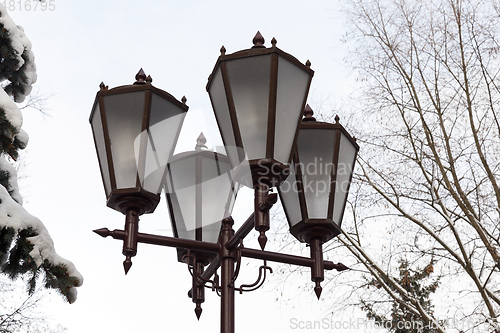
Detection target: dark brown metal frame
<box><xmin>94</xmin><ymin>213</ymin><xmax>348</xmax><ymax>333</ymax></box>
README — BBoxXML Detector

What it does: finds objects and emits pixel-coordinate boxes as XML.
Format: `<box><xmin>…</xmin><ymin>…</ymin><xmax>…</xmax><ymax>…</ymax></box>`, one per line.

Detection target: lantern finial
<box><xmin>271</xmin><ymin>37</ymin><xmax>277</xmax><ymax>47</ymax></box>
<box><xmin>195</xmin><ymin>132</ymin><xmax>208</xmax><ymax>151</ymax></box>
<box><xmin>134</xmin><ymin>68</ymin><xmax>147</xmax><ymax>85</ymax></box>
<box><xmin>252</xmin><ymin>31</ymin><xmax>265</xmax><ymax>48</ymax></box>
<box><xmin>303</xmin><ymin>104</ymin><xmax>316</xmax><ymax>122</ymax></box>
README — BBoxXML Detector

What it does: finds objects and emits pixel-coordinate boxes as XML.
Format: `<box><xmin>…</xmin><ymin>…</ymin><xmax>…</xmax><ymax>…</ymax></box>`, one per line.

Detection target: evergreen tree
<box><xmin>361</xmin><ymin>259</ymin><xmax>441</xmax><ymax>333</ymax></box>
<box><xmin>0</xmin><ymin>4</ymin><xmax>82</xmax><ymax>303</ymax></box>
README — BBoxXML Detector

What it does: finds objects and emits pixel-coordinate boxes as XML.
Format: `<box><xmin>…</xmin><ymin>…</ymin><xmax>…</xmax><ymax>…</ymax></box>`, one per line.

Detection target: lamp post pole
<box><xmin>219</xmin><ymin>218</ymin><xmax>236</xmax><ymax>333</ymax></box>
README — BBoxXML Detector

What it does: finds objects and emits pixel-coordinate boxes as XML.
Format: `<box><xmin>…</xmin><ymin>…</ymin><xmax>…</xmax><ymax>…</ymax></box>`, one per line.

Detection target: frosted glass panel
<box><xmin>208</xmin><ymin>68</ymin><xmax>241</xmax><ymax>168</ymax></box>
<box><xmin>90</xmin><ymin>103</ymin><xmax>112</xmax><ymax>196</ymax></box>
<box><xmin>278</xmin><ymin>163</ymin><xmax>302</xmax><ymax>227</ymax></box>
<box><xmin>166</xmin><ymin>152</ymin><xmax>238</xmax><ymax>243</ymax></box>
<box><xmin>103</xmin><ymin>91</ymin><xmax>145</xmax><ymax>190</ymax></box>
<box><xmin>332</xmin><ymin>133</ymin><xmax>357</xmax><ymax>225</ymax></box>
<box><xmin>297</xmin><ymin>128</ymin><xmax>336</xmax><ymax>219</ymax></box>
<box><xmin>201</xmin><ymin>160</ymin><xmax>235</xmax><ymax>243</ymax></box>
<box><xmin>140</xmin><ymin>93</ymin><xmax>186</xmax><ymax>194</ymax></box>
<box><xmin>166</xmin><ymin>156</ymin><xmax>196</xmax><ymax>239</ymax></box>
<box><xmin>168</xmin><ymin>192</ymin><xmax>195</xmax><ymax>241</ymax></box>
<box><xmin>226</xmin><ymin>55</ymin><xmax>271</xmax><ymax>160</ymax></box>
<box><xmin>274</xmin><ymin>57</ymin><xmax>311</xmax><ymax>164</ymax></box>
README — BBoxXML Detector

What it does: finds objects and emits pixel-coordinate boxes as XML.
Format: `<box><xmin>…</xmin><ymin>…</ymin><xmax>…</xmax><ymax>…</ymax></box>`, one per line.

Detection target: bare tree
<box><xmin>0</xmin><ymin>276</ymin><xmax>67</xmax><ymax>332</ymax></box>
<box><xmin>321</xmin><ymin>0</ymin><xmax>500</xmax><ymax>332</ymax></box>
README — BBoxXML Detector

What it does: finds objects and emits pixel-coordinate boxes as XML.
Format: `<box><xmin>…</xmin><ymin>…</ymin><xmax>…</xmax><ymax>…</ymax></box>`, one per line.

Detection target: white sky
<box><xmin>6</xmin><ymin>1</ymin><xmax>367</xmax><ymax>332</ymax></box>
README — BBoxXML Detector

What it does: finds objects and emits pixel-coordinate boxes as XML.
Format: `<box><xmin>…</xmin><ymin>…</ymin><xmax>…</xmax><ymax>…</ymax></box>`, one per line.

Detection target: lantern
<box><xmin>90</xmin><ymin>69</ymin><xmax>188</xmax><ymax>215</ymax></box>
<box><xmin>206</xmin><ymin>32</ymin><xmax>313</xmax><ymax>187</ymax></box>
<box><xmin>279</xmin><ymin>105</ymin><xmax>359</xmax><ymax>244</ymax></box>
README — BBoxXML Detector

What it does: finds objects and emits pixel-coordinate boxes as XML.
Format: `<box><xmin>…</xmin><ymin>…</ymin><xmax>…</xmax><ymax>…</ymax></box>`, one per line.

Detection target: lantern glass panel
<box><xmin>274</xmin><ymin>56</ymin><xmax>311</xmax><ymax>164</ymax></box>
<box><xmin>332</xmin><ymin>132</ymin><xmax>358</xmax><ymax>225</ymax></box>
<box><xmin>102</xmin><ymin>91</ymin><xmax>146</xmax><ymax>189</ymax></box>
<box><xmin>298</xmin><ymin>128</ymin><xmax>336</xmax><ymax>219</ymax></box>
<box><xmin>278</xmin><ymin>163</ymin><xmax>302</xmax><ymax>227</ymax></box>
<box><xmin>166</xmin><ymin>156</ymin><xmax>196</xmax><ymax>239</ymax></box>
<box><xmin>139</xmin><ymin>93</ymin><xmax>187</xmax><ymax>194</ymax></box>
<box><xmin>167</xmin><ymin>193</ymin><xmax>194</xmax><ymax>240</ymax></box>
<box><xmin>208</xmin><ymin>69</ymin><xmax>241</xmax><ymax>168</ymax></box>
<box><xmin>166</xmin><ymin>152</ymin><xmax>237</xmax><ymax>244</ymax></box>
<box><xmin>226</xmin><ymin>55</ymin><xmax>271</xmax><ymax>160</ymax></box>
<box><xmin>90</xmin><ymin>103</ymin><xmax>112</xmax><ymax>196</ymax></box>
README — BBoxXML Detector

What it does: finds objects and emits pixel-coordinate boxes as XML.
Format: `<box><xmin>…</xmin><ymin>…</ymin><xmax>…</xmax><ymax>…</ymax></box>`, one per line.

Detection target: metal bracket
<box><xmin>235</xmin><ymin>260</ymin><xmax>273</xmax><ymax>294</ymax></box>
<box><xmin>183</xmin><ymin>251</ymin><xmax>218</xmax><ymax>292</ymax></box>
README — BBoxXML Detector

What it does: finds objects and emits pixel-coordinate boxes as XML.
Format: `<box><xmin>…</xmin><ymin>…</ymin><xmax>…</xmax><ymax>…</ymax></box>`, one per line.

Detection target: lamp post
<box><xmin>91</xmin><ymin>33</ymin><xmax>358</xmax><ymax>333</ymax></box>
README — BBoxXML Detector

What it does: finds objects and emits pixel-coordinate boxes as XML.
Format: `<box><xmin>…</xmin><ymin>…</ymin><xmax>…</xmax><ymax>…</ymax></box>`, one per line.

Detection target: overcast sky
<box><xmin>7</xmin><ymin>1</ymin><xmax>364</xmax><ymax>332</ymax></box>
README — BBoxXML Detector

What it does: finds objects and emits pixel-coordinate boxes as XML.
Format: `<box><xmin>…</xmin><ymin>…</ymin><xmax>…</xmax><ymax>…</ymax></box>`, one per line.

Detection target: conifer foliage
<box><xmin>361</xmin><ymin>260</ymin><xmax>441</xmax><ymax>332</ymax></box>
<box><xmin>0</xmin><ymin>4</ymin><xmax>82</xmax><ymax>303</ymax></box>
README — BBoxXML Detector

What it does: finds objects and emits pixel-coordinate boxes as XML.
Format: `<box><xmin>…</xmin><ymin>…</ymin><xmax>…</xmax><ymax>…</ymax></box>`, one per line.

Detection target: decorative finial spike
<box><xmin>220</xmin><ymin>46</ymin><xmax>226</xmax><ymax>55</ymax></box>
<box><xmin>123</xmin><ymin>256</ymin><xmax>133</xmax><ymax>275</ymax></box>
<box><xmin>182</xmin><ymin>96</ymin><xmax>187</xmax><ymax>104</ymax></box>
<box><xmin>335</xmin><ymin>115</ymin><xmax>340</xmax><ymax>123</ymax></box>
<box><xmin>258</xmin><ymin>232</ymin><xmax>267</xmax><ymax>250</ymax></box>
<box><xmin>333</xmin><ymin>262</ymin><xmax>350</xmax><ymax>271</ymax></box>
<box><xmin>303</xmin><ymin>104</ymin><xmax>316</xmax><ymax>122</ymax></box>
<box><xmin>99</xmin><ymin>82</ymin><xmax>106</xmax><ymax>90</ymax></box>
<box><xmin>195</xmin><ymin>303</ymin><xmax>203</xmax><ymax>320</ymax></box>
<box><xmin>146</xmin><ymin>75</ymin><xmax>152</xmax><ymax>84</ymax></box>
<box><xmin>195</xmin><ymin>132</ymin><xmax>208</xmax><ymax>151</ymax></box>
<box><xmin>314</xmin><ymin>281</ymin><xmax>322</xmax><ymax>299</ymax></box>
<box><xmin>93</xmin><ymin>228</ymin><xmax>111</xmax><ymax>238</ymax></box>
<box><xmin>306</xmin><ymin>60</ymin><xmax>311</xmax><ymax>67</ymax></box>
<box><xmin>134</xmin><ymin>68</ymin><xmax>147</xmax><ymax>85</ymax></box>
<box><xmin>271</xmin><ymin>37</ymin><xmax>277</xmax><ymax>47</ymax></box>
<box><xmin>252</xmin><ymin>31</ymin><xmax>265</xmax><ymax>48</ymax></box>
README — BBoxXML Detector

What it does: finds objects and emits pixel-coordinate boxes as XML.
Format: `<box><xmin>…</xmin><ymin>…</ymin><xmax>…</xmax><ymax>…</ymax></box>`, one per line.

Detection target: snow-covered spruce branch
<box><xmin>0</xmin><ymin>3</ymin><xmax>82</xmax><ymax>303</ymax></box>
<box><xmin>0</xmin><ymin>160</ymin><xmax>83</xmax><ymax>303</ymax></box>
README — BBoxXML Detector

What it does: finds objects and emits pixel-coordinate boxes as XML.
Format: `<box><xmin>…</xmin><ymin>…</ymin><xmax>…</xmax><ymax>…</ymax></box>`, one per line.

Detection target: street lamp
<box><xmin>165</xmin><ymin>133</ymin><xmax>239</xmax><ymax>318</ymax></box>
<box><xmin>90</xmin><ymin>69</ymin><xmax>188</xmax><ymax>272</ymax></box>
<box><xmin>91</xmin><ymin>33</ymin><xmax>357</xmax><ymax>333</ymax></box>
<box><xmin>166</xmin><ymin>133</ymin><xmax>238</xmax><ymax>261</ymax></box>
<box><xmin>206</xmin><ymin>31</ymin><xmax>314</xmax><ymax>249</ymax></box>
<box><xmin>90</xmin><ymin>69</ymin><xmax>188</xmax><ymax>215</ymax></box>
<box><xmin>278</xmin><ymin>105</ymin><xmax>359</xmax><ymax>298</ymax></box>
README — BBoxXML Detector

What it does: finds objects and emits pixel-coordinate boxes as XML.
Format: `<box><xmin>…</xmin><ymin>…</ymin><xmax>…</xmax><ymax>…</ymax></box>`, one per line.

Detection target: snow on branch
<box><xmin>0</xmin><ymin>3</ymin><xmax>82</xmax><ymax>303</ymax></box>
<box><xmin>0</xmin><ymin>5</ymin><xmax>37</xmax><ymax>103</ymax></box>
<box><xmin>0</xmin><ymin>158</ymin><xmax>83</xmax><ymax>303</ymax></box>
